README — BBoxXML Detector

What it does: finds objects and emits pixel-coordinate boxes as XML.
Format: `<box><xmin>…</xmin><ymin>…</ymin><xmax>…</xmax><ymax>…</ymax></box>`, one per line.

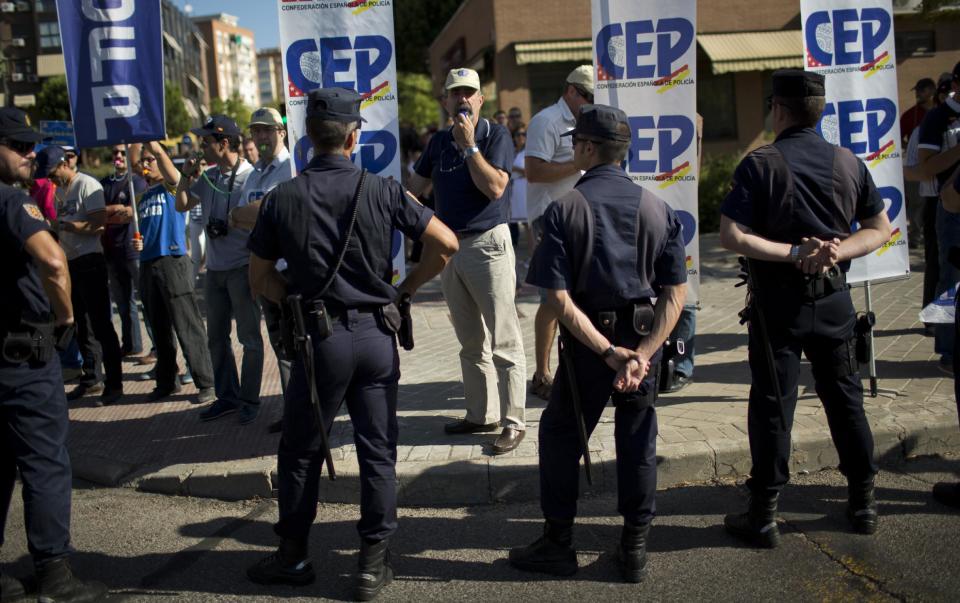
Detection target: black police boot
<box><xmin>617</xmin><ymin>522</ymin><xmax>649</xmax><ymax>583</ymax></box>
<box><xmin>508</xmin><ymin>518</ymin><xmax>577</xmax><ymax>576</ymax></box>
<box><xmin>353</xmin><ymin>539</ymin><xmax>393</xmax><ymax>601</ymax></box>
<box><xmin>0</xmin><ymin>571</ymin><xmax>30</xmax><ymax>603</ymax></box>
<box><xmin>933</xmin><ymin>481</ymin><xmax>960</xmax><ymax>509</ymax></box>
<box><xmin>35</xmin><ymin>558</ymin><xmax>107</xmax><ymax>603</ymax></box>
<box><xmin>246</xmin><ymin>538</ymin><xmax>315</xmax><ymax>586</ymax></box>
<box><xmin>724</xmin><ymin>492</ymin><xmax>780</xmax><ymax>548</ymax></box>
<box><xmin>847</xmin><ymin>480</ymin><xmax>879</xmax><ymax>535</ymax></box>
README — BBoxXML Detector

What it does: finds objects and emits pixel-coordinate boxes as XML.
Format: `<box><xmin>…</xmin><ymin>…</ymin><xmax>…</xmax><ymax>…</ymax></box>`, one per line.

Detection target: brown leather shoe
<box><xmin>492</xmin><ymin>427</ymin><xmax>525</xmax><ymax>455</ymax></box>
<box><xmin>444</xmin><ymin>418</ymin><xmax>500</xmax><ymax>434</ymax></box>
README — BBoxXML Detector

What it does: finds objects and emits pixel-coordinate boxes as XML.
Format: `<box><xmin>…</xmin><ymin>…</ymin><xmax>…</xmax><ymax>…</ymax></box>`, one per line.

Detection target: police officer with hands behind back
<box><xmin>719</xmin><ymin>69</ymin><xmax>892</xmax><ymax>548</ymax></box>
<box><xmin>509</xmin><ymin>104</ymin><xmax>687</xmax><ymax>583</ymax></box>
<box><xmin>0</xmin><ymin>108</ymin><xmax>107</xmax><ymax>602</ymax></box>
<box><xmin>245</xmin><ymin>87</ymin><xmax>458</xmax><ymax>601</ymax></box>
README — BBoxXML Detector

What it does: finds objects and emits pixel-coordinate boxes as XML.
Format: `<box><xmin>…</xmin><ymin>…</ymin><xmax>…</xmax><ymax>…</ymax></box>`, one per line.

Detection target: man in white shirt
<box><xmin>524</xmin><ymin>65</ymin><xmax>594</xmax><ymax>399</ymax></box>
<box><xmin>231</xmin><ymin>107</ymin><xmax>293</xmax><ymax>431</ymax></box>
<box><xmin>176</xmin><ymin>115</ymin><xmax>264</xmax><ymax>425</ymax></box>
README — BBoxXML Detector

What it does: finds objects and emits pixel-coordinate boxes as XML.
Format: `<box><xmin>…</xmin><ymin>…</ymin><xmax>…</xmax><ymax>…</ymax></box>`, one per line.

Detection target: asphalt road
<box><xmin>3</xmin><ymin>456</ymin><xmax>959</xmax><ymax>602</ymax></box>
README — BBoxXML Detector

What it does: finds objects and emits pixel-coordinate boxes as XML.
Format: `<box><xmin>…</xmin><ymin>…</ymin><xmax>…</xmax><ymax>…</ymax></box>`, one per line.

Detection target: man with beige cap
<box><xmin>524</xmin><ymin>64</ymin><xmax>594</xmax><ymax>401</ymax></box>
<box><xmin>408</xmin><ymin>68</ymin><xmax>527</xmax><ymax>454</ymax></box>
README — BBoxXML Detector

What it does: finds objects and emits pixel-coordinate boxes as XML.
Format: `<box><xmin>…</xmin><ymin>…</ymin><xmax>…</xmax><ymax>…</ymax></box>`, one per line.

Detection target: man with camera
<box><xmin>176</xmin><ymin>115</ymin><xmax>264</xmax><ymax>425</ymax></box>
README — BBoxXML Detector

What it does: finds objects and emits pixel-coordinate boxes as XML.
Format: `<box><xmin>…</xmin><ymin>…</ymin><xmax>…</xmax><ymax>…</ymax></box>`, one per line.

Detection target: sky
<box><xmin>173</xmin><ymin>1</ymin><xmax>281</xmax><ymax>50</ymax></box>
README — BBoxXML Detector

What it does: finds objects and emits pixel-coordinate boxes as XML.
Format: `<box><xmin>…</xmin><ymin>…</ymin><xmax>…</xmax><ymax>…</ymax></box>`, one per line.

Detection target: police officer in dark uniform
<box><xmin>245</xmin><ymin>88</ymin><xmax>458</xmax><ymax>600</ymax></box>
<box><xmin>0</xmin><ymin>108</ymin><xmax>107</xmax><ymax>601</ymax></box>
<box><xmin>719</xmin><ymin>70</ymin><xmax>892</xmax><ymax>547</ymax></box>
<box><xmin>509</xmin><ymin>105</ymin><xmax>687</xmax><ymax>582</ymax></box>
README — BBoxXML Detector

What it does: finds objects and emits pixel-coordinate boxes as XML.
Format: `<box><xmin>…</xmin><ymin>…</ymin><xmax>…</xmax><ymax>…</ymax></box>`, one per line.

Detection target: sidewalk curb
<box><xmin>71</xmin><ymin>421</ymin><xmax>960</xmax><ymax>504</ymax></box>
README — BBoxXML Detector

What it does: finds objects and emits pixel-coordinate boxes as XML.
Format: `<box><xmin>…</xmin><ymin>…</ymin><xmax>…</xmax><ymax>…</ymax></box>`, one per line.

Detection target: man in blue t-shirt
<box><xmin>408</xmin><ymin>68</ymin><xmax>527</xmax><ymax>454</ymax></box>
<box><xmin>130</xmin><ymin>141</ymin><xmax>215</xmax><ymax>404</ymax></box>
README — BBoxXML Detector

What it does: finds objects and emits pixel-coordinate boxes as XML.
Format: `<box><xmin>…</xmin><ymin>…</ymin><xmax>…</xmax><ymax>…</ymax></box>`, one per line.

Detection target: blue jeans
<box><xmin>671</xmin><ymin>305</ymin><xmax>697</xmax><ymax>377</ymax></box>
<box><xmin>205</xmin><ymin>266</ymin><xmax>264</xmax><ymax>406</ymax></box>
<box><xmin>934</xmin><ymin>204</ymin><xmax>960</xmax><ymax>361</ymax></box>
<box><xmin>106</xmin><ymin>256</ymin><xmax>143</xmax><ymax>355</ymax></box>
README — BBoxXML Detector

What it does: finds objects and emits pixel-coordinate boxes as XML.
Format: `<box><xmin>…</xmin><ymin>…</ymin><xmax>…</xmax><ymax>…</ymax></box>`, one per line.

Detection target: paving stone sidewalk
<box><xmin>65</xmin><ymin>234</ymin><xmax>960</xmax><ymax>504</ymax></box>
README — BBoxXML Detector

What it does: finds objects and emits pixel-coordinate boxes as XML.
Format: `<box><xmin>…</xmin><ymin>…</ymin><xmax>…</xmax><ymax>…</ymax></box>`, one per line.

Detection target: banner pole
<box><xmin>864</xmin><ymin>280</ymin><xmax>878</xmax><ymax>398</ymax></box>
<box><xmin>123</xmin><ymin>142</ymin><xmax>141</xmax><ymax>240</ymax></box>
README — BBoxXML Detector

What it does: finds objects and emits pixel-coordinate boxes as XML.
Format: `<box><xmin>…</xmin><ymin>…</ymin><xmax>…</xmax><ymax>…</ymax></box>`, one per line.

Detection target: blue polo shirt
<box><xmin>414</xmin><ymin>118</ymin><xmax>513</xmax><ymax>234</ymax></box>
<box><xmin>527</xmin><ymin>164</ymin><xmax>687</xmax><ymax>311</ymax></box>
<box><xmin>137</xmin><ymin>182</ymin><xmax>187</xmax><ymax>262</ymax></box>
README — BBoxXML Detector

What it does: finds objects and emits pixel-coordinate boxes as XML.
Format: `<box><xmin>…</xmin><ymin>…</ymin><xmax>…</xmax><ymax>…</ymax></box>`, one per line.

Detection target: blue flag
<box><xmin>56</xmin><ymin>0</ymin><xmax>165</xmax><ymax>148</ymax></box>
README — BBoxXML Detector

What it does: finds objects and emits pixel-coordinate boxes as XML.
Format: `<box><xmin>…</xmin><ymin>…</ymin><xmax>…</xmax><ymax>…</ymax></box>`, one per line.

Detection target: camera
<box><xmin>206</xmin><ymin>218</ymin><xmax>229</xmax><ymax>239</ymax></box>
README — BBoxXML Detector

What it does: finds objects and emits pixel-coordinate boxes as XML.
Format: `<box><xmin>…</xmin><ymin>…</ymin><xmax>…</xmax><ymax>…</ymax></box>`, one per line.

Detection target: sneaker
<box><xmin>137</xmin><ymin>368</ymin><xmax>156</xmax><ymax>382</ymax></box>
<box><xmin>195</xmin><ymin>387</ymin><xmax>216</xmax><ymax>405</ymax></box>
<box><xmin>200</xmin><ymin>399</ymin><xmax>237</xmax><ymax>422</ymax></box>
<box><xmin>238</xmin><ymin>403</ymin><xmax>260</xmax><ymax>425</ymax></box>
<box><xmin>66</xmin><ymin>382</ymin><xmax>104</xmax><ymax>402</ymax></box>
<box><xmin>136</xmin><ymin>351</ymin><xmax>157</xmax><ymax>366</ymax></box>
<box><xmin>180</xmin><ymin>371</ymin><xmax>194</xmax><ymax>385</ymax></box>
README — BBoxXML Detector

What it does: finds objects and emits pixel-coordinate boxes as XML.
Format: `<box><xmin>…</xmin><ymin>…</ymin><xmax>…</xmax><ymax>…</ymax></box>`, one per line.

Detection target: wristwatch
<box><xmin>789</xmin><ymin>244</ymin><xmax>800</xmax><ymax>263</ymax></box>
<box><xmin>601</xmin><ymin>345</ymin><xmax>616</xmax><ymax>359</ymax></box>
<box><xmin>463</xmin><ymin>145</ymin><xmax>480</xmax><ymax>158</ymax></box>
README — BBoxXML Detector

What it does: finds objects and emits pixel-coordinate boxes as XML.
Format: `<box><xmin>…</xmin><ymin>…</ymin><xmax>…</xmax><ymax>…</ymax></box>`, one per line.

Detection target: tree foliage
<box><xmin>398</xmin><ymin>72</ymin><xmax>440</xmax><ymax>130</ymax></box>
<box><xmin>164</xmin><ymin>81</ymin><xmax>192</xmax><ymax>138</ymax></box>
<box><xmin>33</xmin><ymin>75</ymin><xmax>71</xmax><ymax>122</ymax></box>
<box><xmin>393</xmin><ymin>0</ymin><xmax>463</xmax><ymax>73</ymax></box>
<box><xmin>209</xmin><ymin>92</ymin><xmax>252</xmax><ymax>130</ymax></box>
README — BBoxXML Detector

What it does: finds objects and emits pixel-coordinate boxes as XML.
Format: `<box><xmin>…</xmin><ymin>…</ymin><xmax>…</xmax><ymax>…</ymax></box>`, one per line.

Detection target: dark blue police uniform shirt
<box><xmin>526</xmin><ymin>164</ymin><xmax>687</xmax><ymax>311</ymax></box>
<box><xmin>248</xmin><ymin>153</ymin><xmax>433</xmax><ymax>308</ymax></box>
<box><xmin>916</xmin><ymin>99</ymin><xmax>960</xmax><ymax>190</ymax></box>
<box><xmin>413</xmin><ymin>118</ymin><xmax>513</xmax><ymax>234</ymax></box>
<box><xmin>0</xmin><ymin>183</ymin><xmax>52</xmax><ymax>330</ymax></box>
<box><xmin>721</xmin><ymin>127</ymin><xmax>885</xmax><ymax>252</ymax></box>
<box><xmin>101</xmin><ymin>172</ymin><xmax>146</xmax><ymax>262</ymax></box>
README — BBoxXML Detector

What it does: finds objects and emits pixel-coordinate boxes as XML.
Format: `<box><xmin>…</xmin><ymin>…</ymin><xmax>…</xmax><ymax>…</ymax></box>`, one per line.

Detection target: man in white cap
<box><xmin>524</xmin><ymin>64</ymin><xmax>594</xmax><ymax>401</ymax></box>
<box><xmin>407</xmin><ymin>68</ymin><xmax>527</xmax><ymax>454</ymax></box>
<box><xmin>231</xmin><ymin>106</ymin><xmax>293</xmax><ymax>430</ymax></box>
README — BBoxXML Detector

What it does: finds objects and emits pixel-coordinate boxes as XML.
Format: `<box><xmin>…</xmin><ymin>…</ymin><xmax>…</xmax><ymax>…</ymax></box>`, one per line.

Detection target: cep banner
<box><xmin>802</xmin><ymin>0</ymin><xmax>909</xmax><ymax>283</ymax></box>
<box><xmin>277</xmin><ymin>0</ymin><xmax>405</xmax><ymax>282</ymax></box>
<box><xmin>56</xmin><ymin>0</ymin><xmax>165</xmax><ymax>148</ymax></box>
<box><xmin>591</xmin><ymin>0</ymin><xmax>700</xmax><ymax>303</ymax></box>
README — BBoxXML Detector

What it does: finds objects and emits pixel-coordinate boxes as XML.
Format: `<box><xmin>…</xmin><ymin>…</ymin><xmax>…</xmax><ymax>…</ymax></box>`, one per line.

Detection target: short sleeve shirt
<box><xmin>137</xmin><ymin>182</ymin><xmax>187</xmax><ymax>262</ymax></box>
<box><xmin>526</xmin><ymin>164</ymin><xmax>687</xmax><ymax>311</ymax></box>
<box><xmin>0</xmin><ymin>183</ymin><xmax>52</xmax><ymax>328</ymax></box>
<box><xmin>413</xmin><ymin>118</ymin><xmax>513</xmax><ymax>234</ymax></box>
<box><xmin>904</xmin><ymin>127</ymin><xmax>940</xmax><ymax>198</ymax></box>
<box><xmin>917</xmin><ymin>96</ymin><xmax>960</xmax><ymax>190</ymax></box>
<box><xmin>101</xmin><ymin>172</ymin><xmax>146</xmax><ymax>261</ymax></box>
<box><xmin>525</xmin><ymin>98</ymin><xmax>582</xmax><ymax>222</ymax></box>
<box><xmin>240</xmin><ymin>147</ymin><xmax>292</xmax><ymax>206</ymax></box>
<box><xmin>57</xmin><ymin>172</ymin><xmax>105</xmax><ymax>261</ymax></box>
<box><xmin>189</xmin><ymin>159</ymin><xmax>254</xmax><ymax>270</ymax></box>
<box><xmin>249</xmin><ymin>154</ymin><xmax>434</xmax><ymax>307</ymax></box>
<box><xmin>721</xmin><ymin>127</ymin><xmax>884</xmax><ymax>240</ymax></box>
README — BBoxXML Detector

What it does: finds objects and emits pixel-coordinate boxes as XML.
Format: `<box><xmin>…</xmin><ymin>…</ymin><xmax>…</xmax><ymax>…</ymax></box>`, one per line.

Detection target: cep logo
<box><xmin>627</xmin><ymin>115</ymin><xmax>695</xmax><ymax>179</ymax></box>
<box><xmin>817</xmin><ymin>98</ymin><xmax>896</xmax><ymax>156</ymax></box>
<box><xmin>805</xmin><ymin>8</ymin><xmax>891</xmax><ymax>69</ymax></box>
<box><xmin>286</xmin><ymin>35</ymin><xmax>392</xmax><ymax>97</ymax></box>
<box><xmin>595</xmin><ymin>18</ymin><xmax>694</xmax><ymax>81</ymax></box>
<box><xmin>293</xmin><ymin>130</ymin><xmax>397</xmax><ymax>175</ymax></box>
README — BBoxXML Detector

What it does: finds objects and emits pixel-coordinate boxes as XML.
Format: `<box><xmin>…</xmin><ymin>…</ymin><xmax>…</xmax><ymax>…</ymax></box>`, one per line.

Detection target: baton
<box><xmin>287</xmin><ymin>294</ymin><xmax>336</xmax><ymax>481</ymax></box>
<box><xmin>558</xmin><ymin>330</ymin><xmax>593</xmax><ymax>486</ymax></box>
<box><xmin>741</xmin><ymin>258</ymin><xmax>788</xmax><ymax>433</ymax></box>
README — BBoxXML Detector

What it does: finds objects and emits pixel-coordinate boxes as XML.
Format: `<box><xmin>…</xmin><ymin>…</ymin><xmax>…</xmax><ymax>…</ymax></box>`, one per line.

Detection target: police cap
<box><xmin>560</xmin><ymin>104</ymin><xmax>631</xmax><ymax>143</ymax></box>
<box><xmin>306</xmin><ymin>87</ymin><xmax>366</xmax><ymax>123</ymax></box>
<box><xmin>0</xmin><ymin>107</ymin><xmax>42</xmax><ymax>143</ymax></box>
<box><xmin>772</xmin><ymin>69</ymin><xmax>826</xmax><ymax>99</ymax></box>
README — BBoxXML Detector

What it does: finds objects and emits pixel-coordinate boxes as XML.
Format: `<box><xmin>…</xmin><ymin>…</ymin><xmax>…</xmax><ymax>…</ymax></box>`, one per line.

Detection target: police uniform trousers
<box><xmin>0</xmin><ymin>356</ymin><xmax>72</xmax><ymax>562</ymax></box>
<box><xmin>538</xmin><ymin>312</ymin><xmax>660</xmax><ymax>526</ymax></box>
<box><xmin>746</xmin><ymin>286</ymin><xmax>878</xmax><ymax>496</ymax></box>
<box><xmin>276</xmin><ymin>309</ymin><xmax>399</xmax><ymax>543</ymax></box>
<box><xmin>260</xmin><ymin>296</ymin><xmax>292</xmax><ymax>395</ymax></box>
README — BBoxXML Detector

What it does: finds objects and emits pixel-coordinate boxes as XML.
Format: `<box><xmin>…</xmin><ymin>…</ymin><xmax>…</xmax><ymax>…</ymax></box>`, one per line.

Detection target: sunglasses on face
<box><xmin>2</xmin><ymin>139</ymin><xmax>35</xmax><ymax>155</ymax></box>
<box><xmin>112</xmin><ymin>149</ymin><xmax>126</xmax><ymax>156</ymax></box>
<box><xmin>140</xmin><ymin>156</ymin><xmax>157</xmax><ymax>164</ymax></box>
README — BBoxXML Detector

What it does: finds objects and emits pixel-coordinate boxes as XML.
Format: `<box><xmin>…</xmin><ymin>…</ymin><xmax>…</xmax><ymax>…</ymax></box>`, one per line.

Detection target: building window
<box><xmin>38</xmin><ymin>21</ymin><xmax>60</xmax><ymax>50</ymax></box>
<box><xmin>697</xmin><ymin>72</ymin><xmax>737</xmax><ymax>140</ymax></box>
<box><xmin>895</xmin><ymin>31</ymin><xmax>935</xmax><ymax>58</ymax></box>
